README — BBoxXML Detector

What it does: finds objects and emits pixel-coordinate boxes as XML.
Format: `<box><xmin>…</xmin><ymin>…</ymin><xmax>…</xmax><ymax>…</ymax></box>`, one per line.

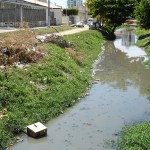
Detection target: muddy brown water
<box><xmin>11</xmin><ymin>28</ymin><xmax>150</xmax><ymax>150</ymax></box>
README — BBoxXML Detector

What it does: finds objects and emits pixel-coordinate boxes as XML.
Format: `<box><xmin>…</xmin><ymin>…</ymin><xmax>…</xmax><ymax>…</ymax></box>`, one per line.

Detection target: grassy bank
<box><xmin>135</xmin><ymin>28</ymin><xmax>150</xmax><ymax>67</ymax></box>
<box><xmin>118</xmin><ymin>123</ymin><xmax>150</xmax><ymax>149</ymax></box>
<box><xmin>118</xmin><ymin>28</ymin><xmax>150</xmax><ymax>150</ymax></box>
<box><xmin>0</xmin><ymin>30</ymin><xmax>103</xmax><ymax>148</ymax></box>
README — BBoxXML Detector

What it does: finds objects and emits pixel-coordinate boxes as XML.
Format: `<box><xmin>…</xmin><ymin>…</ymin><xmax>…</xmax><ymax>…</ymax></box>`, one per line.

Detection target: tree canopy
<box><xmin>134</xmin><ymin>0</ymin><xmax>150</xmax><ymax>29</ymax></box>
<box><xmin>63</xmin><ymin>8</ymin><xmax>79</xmax><ymax>16</ymax></box>
<box><xmin>86</xmin><ymin>0</ymin><xmax>135</xmax><ymax>33</ymax></box>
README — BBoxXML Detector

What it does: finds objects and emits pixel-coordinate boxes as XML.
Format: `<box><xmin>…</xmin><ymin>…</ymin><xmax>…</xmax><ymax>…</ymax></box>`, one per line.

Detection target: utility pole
<box><xmin>84</xmin><ymin>6</ymin><xmax>86</xmax><ymax>23</ymax></box>
<box><xmin>48</xmin><ymin>0</ymin><xmax>50</xmax><ymax>27</ymax></box>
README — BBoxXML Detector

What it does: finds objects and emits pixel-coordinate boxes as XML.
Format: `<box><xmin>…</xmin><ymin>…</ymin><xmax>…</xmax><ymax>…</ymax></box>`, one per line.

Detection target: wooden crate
<box><xmin>27</xmin><ymin>122</ymin><xmax>47</xmax><ymax>138</ymax></box>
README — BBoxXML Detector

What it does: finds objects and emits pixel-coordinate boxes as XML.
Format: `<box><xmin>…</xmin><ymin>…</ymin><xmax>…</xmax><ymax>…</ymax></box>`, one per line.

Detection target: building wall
<box><xmin>78</xmin><ymin>6</ymin><xmax>88</xmax><ymax>22</ymax></box>
<box><xmin>73</xmin><ymin>15</ymin><xmax>80</xmax><ymax>23</ymax></box>
<box><xmin>0</xmin><ymin>2</ymin><xmax>20</xmax><ymax>27</ymax></box>
<box><xmin>62</xmin><ymin>16</ymin><xmax>69</xmax><ymax>25</ymax></box>
<box><xmin>51</xmin><ymin>9</ymin><xmax>62</xmax><ymax>25</ymax></box>
<box><xmin>23</xmin><ymin>8</ymin><xmax>46</xmax><ymax>22</ymax></box>
<box><xmin>0</xmin><ymin>1</ymin><xmax>62</xmax><ymax>27</ymax></box>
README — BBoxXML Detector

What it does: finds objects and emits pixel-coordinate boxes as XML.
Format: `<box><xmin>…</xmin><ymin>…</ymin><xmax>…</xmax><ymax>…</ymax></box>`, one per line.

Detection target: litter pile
<box><xmin>0</xmin><ymin>29</ymin><xmax>43</xmax><ymax>67</ymax></box>
<box><xmin>38</xmin><ymin>34</ymin><xmax>70</xmax><ymax>48</ymax></box>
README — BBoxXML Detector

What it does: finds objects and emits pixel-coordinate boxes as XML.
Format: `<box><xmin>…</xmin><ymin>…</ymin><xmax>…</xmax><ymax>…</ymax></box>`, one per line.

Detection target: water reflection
<box><xmin>116</xmin><ymin>28</ymin><xmax>135</xmax><ymax>46</ymax></box>
<box><xmin>114</xmin><ymin>29</ymin><xmax>148</xmax><ymax>61</ymax></box>
<box><xmin>94</xmin><ymin>29</ymin><xmax>150</xmax><ymax>96</ymax></box>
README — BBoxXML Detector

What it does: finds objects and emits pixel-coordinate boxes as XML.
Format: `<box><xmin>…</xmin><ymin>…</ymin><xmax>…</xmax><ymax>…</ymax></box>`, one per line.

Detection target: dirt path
<box><xmin>36</xmin><ymin>25</ymin><xmax>89</xmax><ymax>41</ymax></box>
<box><xmin>0</xmin><ymin>25</ymin><xmax>89</xmax><ymax>36</ymax></box>
<box><xmin>0</xmin><ymin>27</ymin><xmax>18</xmax><ymax>33</ymax></box>
<box><xmin>55</xmin><ymin>25</ymin><xmax>89</xmax><ymax>36</ymax></box>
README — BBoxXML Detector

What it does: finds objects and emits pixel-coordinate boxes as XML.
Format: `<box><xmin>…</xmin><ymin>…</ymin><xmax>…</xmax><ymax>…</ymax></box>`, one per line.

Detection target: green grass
<box><xmin>135</xmin><ymin>28</ymin><xmax>150</xmax><ymax>67</ymax></box>
<box><xmin>136</xmin><ymin>37</ymin><xmax>150</xmax><ymax>47</ymax></box>
<box><xmin>0</xmin><ymin>30</ymin><xmax>103</xmax><ymax>148</ymax></box>
<box><xmin>32</xmin><ymin>26</ymin><xmax>76</xmax><ymax>35</ymax></box>
<box><xmin>118</xmin><ymin>123</ymin><xmax>150</xmax><ymax>150</ymax></box>
<box><xmin>134</xmin><ymin>28</ymin><xmax>150</xmax><ymax>37</ymax></box>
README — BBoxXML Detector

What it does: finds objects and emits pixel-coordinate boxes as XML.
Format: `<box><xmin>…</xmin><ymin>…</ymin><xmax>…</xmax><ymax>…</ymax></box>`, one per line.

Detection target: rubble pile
<box><xmin>0</xmin><ymin>30</ymin><xmax>43</xmax><ymax>67</ymax></box>
<box><xmin>44</xmin><ymin>34</ymin><xmax>70</xmax><ymax>48</ymax></box>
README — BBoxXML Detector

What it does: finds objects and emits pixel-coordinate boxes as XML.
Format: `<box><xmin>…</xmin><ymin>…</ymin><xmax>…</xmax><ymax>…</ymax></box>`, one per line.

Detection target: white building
<box><xmin>24</xmin><ymin>0</ymin><xmax>62</xmax><ymax>26</ymax></box>
<box><xmin>0</xmin><ymin>0</ymin><xmax>62</xmax><ymax>27</ymax></box>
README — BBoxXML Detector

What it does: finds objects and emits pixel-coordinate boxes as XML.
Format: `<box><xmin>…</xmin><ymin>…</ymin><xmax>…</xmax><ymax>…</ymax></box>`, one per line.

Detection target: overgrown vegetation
<box><xmin>135</xmin><ymin>28</ymin><xmax>150</xmax><ymax>67</ymax></box>
<box><xmin>118</xmin><ymin>123</ymin><xmax>150</xmax><ymax>150</ymax></box>
<box><xmin>134</xmin><ymin>0</ymin><xmax>150</xmax><ymax>29</ymax></box>
<box><xmin>0</xmin><ymin>30</ymin><xmax>103</xmax><ymax>148</ymax></box>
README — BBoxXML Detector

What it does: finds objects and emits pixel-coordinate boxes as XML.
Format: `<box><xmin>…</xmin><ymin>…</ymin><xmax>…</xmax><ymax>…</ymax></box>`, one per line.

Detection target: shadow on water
<box><xmin>11</xmin><ymin>28</ymin><xmax>150</xmax><ymax>150</ymax></box>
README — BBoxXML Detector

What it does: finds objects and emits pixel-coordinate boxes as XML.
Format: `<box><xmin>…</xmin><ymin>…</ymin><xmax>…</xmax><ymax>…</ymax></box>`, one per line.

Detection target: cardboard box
<box><xmin>27</xmin><ymin>122</ymin><xmax>47</xmax><ymax>138</ymax></box>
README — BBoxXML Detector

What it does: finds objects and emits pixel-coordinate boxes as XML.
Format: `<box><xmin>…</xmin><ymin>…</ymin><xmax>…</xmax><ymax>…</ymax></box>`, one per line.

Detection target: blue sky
<box><xmin>51</xmin><ymin>0</ymin><xmax>85</xmax><ymax>8</ymax></box>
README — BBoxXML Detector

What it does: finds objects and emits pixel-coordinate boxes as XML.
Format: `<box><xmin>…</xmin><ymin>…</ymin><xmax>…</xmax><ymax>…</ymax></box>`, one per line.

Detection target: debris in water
<box><xmin>16</xmin><ymin>137</ymin><xmax>23</xmax><ymax>143</ymax></box>
<box><xmin>27</xmin><ymin>122</ymin><xmax>47</xmax><ymax>138</ymax></box>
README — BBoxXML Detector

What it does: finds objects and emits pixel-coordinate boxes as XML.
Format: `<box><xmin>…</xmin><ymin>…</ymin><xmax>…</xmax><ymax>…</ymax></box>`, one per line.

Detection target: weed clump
<box><xmin>118</xmin><ymin>123</ymin><xmax>150</xmax><ymax>150</ymax></box>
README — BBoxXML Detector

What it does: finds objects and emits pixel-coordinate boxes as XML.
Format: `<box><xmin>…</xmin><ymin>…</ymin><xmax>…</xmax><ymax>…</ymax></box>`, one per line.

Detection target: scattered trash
<box><xmin>41</xmin><ymin>34</ymin><xmax>70</xmax><ymax>48</ymax></box>
<box><xmin>0</xmin><ymin>30</ymin><xmax>43</xmax><ymax>66</ymax></box>
<box><xmin>0</xmin><ymin>114</ymin><xmax>8</xmax><ymax>119</ymax></box>
<box><xmin>86</xmin><ymin>92</ymin><xmax>90</xmax><ymax>96</ymax></box>
<box><xmin>0</xmin><ymin>109</ymin><xmax>8</xmax><ymax>119</ymax></box>
<box><xmin>60</xmin><ymin>111</ymin><xmax>64</xmax><ymax>114</ymax></box>
<box><xmin>9</xmin><ymin>143</ymin><xmax>14</xmax><ymax>147</ymax></box>
<box><xmin>16</xmin><ymin>137</ymin><xmax>23</xmax><ymax>143</ymax></box>
<box><xmin>0</xmin><ymin>65</ymin><xmax>5</xmax><ymax>70</ymax></box>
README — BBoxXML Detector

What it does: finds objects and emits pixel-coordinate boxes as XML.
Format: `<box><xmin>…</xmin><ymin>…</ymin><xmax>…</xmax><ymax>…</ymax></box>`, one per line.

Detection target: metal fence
<box><xmin>0</xmin><ymin>2</ymin><xmax>47</xmax><ymax>27</ymax></box>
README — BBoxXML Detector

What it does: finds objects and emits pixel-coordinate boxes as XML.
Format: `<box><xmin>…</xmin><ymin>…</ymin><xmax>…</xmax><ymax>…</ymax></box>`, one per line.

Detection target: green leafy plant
<box><xmin>118</xmin><ymin>123</ymin><xmax>150</xmax><ymax>150</ymax></box>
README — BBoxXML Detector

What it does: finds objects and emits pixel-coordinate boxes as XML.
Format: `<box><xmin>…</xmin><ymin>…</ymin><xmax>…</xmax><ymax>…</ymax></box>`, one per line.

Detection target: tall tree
<box><xmin>86</xmin><ymin>0</ymin><xmax>134</xmax><ymax>33</ymax></box>
<box><xmin>134</xmin><ymin>0</ymin><xmax>150</xmax><ymax>29</ymax></box>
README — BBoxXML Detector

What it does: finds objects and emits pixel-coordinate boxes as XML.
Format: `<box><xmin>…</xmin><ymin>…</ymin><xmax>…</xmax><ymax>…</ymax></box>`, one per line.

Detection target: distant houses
<box><xmin>66</xmin><ymin>0</ymin><xmax>88</xmax><ymax>24</ymax></box>
<box><xmin>0</xmin><ymin>0</ymin><xmax>62</xmax><ymax>27</ymax></box>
